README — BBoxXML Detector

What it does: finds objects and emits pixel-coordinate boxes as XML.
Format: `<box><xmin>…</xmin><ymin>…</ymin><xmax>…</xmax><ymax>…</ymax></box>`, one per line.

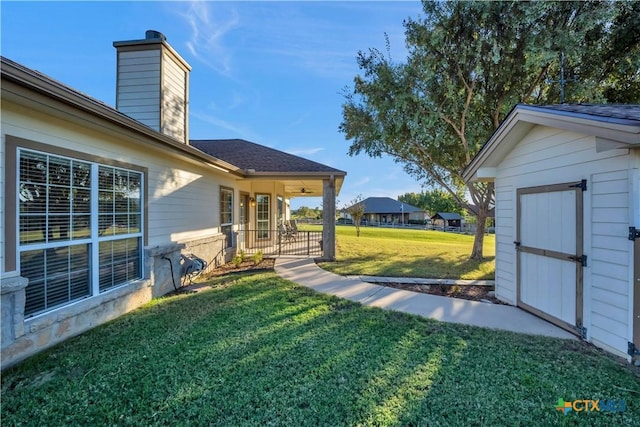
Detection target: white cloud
<box><xmin>190</xmin><ymin>110</ymin><xmax>260</xmax><ymax>141</ymax></box>
<box><xmin>179</xmin><ymin>1</ymin><xmax>239</xmax><ymax>76</ymax></box>
<box><xmin>286</xmin><ymin>147</ymin><xmax>324</xmax><ymax>156</ymax></box>
<box><xmin>353</xmin><ymin>177</ymin><xmax>371</xmax><ymax>187</ymax></box>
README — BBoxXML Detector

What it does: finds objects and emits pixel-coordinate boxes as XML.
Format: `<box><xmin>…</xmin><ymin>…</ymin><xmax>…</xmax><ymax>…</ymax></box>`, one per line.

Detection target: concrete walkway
<box><xmin>275</xmin><ymin>257</ymin><xmax>575</xmax><ymax>339</ymax></box>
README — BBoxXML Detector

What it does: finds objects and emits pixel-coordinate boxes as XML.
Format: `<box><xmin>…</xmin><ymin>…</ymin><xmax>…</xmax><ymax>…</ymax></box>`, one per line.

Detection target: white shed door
<box><xmin>516</xmin><ymin>181</ymin><xmax>585</xmax><ymax>334</ymax></box>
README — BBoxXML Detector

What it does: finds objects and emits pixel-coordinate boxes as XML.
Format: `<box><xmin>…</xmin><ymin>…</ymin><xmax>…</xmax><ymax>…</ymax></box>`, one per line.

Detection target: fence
<box><xmin>235</xmin><ymin>229</ymin><xmax>323</xmax><ymax>257</ymax></box>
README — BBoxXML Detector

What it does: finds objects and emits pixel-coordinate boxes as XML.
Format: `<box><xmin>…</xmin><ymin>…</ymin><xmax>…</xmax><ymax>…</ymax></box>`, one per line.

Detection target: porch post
<box><xmin>322</xmin><ymin>176</ymin><xmax>336</xmax><ymax>260</ymax></box>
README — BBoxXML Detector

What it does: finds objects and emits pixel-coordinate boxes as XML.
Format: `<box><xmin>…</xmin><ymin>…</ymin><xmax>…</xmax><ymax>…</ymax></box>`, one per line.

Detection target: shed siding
<box><xmin>590</xmin><ymin>170</ymin><xmax>630</xmax><ymax>352</ymax></box>
<box><xmin>0</xmin><ymin>130</ymin><xmax>5</xmax><ymax>274</ymax></box>
<box><xmin>495</xmin><ymin>184</ymin><xmax>515</xmax><ymax>303</ymax></box>
<box><xmin>161</xmin><ymin>51</ymin><xmax>187</xmax><ymax>143</ymax></box>
<box><xmin>494</xmin><ymin>124</ymin><xmax>632</xmax><ymax>357</ymax></box>
<box><xmin>116</xmin><ymin>49</ymin><xmax>161</xmax><ymax>131</ymax></box>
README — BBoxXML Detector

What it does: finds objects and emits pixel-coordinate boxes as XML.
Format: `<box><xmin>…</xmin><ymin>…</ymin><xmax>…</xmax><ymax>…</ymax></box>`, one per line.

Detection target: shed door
<box><xmin>516</xmin><ymin>181</ymin><xmax>585</xmax><ymax>334</ymax></box>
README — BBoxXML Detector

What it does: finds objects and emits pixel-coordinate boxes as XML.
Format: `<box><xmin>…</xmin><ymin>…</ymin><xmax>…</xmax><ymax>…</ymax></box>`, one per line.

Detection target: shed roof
<box><xmin>537</xmin><ymin>104</ymin><xmax>640</xmax><ymax>122</ymax></box>
<box><xmin>433</xmin><ymin>212</ymin><xmax>463</xmax><ymax>221</ymax></box>
<box><xmin>463</xmin><ymin>103</ymin><xmax>640</xmax><ymax>182</ymax></box>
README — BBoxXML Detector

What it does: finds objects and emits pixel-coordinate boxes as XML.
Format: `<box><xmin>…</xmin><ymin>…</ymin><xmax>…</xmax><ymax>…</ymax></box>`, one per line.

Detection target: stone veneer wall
<box><xmin>1</xmin><ymin>243</ymin><xmax>186</xmax><ymax>370</ymax></box>
<box><xmin>0</xmin><ymin>276</ymin><xmax>152</xmax><ymax>370</ymax></box>
<box><xmin>182</xmin><ymin>233</ymin><xmax>234</xmax><ymax>277</ymax></box>
<box><xmin>1</xmin><ymin>236</ymin><xmax>234</xmax><ymax>370</ymax></box>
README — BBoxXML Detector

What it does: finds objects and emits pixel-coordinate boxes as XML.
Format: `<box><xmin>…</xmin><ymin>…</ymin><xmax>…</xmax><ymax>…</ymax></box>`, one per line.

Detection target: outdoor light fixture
<box><xmin>250</xmin><ymin>197</ymin><xmax>256</xmax><ymax>207</ymax></box>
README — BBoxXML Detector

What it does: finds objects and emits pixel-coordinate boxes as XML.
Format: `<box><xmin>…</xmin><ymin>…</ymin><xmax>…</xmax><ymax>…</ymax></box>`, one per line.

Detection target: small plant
<box><xmin>238</xmin><ymin>250</ymin><xmax>247</xmax><ymax>262</ymax></box>
<box><xmin>232</xmin><ymin>254</ymin><xmax>243</xmax><ymax>267</ymax></box>
<box><xmin>253</xmin><ymin>250</ymin><xmax>263</xmax><ymax>266</ymax></box>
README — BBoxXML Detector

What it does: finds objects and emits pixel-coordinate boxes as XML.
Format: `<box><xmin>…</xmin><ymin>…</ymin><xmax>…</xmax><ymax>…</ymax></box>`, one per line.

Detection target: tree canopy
<box><xmin>398</xmin><ymin>189</ymin><xmax>465</xmax><ymax>217</ymax></box>
<box><xmin>340</xmin><ymin>0</ymin><xmax>639</xmax><ymax>259</ymax></box>
<box><xmin>291</xmin><ymin>206</ymin><xmax>322</xmax><ymax>220</ymax></box>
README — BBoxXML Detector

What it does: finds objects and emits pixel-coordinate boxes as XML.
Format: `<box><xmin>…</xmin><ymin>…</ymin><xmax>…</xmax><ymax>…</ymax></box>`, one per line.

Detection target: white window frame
<box><xmin>256</xmin><ymin>194</ymin><xmax>270</xmax><ymax>239</ymax></box>
<box><xmin>17</xmin><ymin>148</ymin><xmax>144</xmax><ymax>317</ymax></box>
<box><xmin>220</xmin><ymin>186</ymin><xmax>234</xmax><ymax>248</ymax></box>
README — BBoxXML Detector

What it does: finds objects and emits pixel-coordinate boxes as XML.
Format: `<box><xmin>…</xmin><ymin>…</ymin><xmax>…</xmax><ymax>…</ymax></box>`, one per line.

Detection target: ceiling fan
<box><xmin>292</xmin><ymin>187</ymin><xmax>314</xmax><ymax>194</ymax></box>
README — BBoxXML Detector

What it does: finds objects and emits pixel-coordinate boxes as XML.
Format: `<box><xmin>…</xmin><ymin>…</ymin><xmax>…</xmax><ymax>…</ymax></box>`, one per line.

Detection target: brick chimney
<box><xmin>113</xmin><ymin>30</ymin><xmax>191</xmax><ymax>143</ymax></box>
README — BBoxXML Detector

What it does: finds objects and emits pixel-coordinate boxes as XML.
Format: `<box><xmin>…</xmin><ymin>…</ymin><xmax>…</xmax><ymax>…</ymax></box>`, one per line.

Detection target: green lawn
<box><xmin>316</xmin><ymin>225</ymin><xmax>496</xmax><ymax>280</ymax></box>
<box><xmin>2</xmin><ymin>272</ymin><xmax>638</xmax><ymax>426</ymax></box>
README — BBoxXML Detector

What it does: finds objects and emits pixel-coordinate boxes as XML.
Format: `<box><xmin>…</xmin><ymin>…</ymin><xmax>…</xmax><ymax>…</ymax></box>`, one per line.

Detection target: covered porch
<box><xmin>190</xmin><ymin>139</ymin><xmax>346</xmax><ymax>261</ymax></box>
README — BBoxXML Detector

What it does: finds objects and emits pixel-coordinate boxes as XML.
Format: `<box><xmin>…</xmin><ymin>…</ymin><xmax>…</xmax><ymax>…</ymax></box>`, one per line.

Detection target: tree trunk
<box><xmin>470</xmin><ymin>208</ymin><xmax>489</xmax><ymax>260</ymax></box>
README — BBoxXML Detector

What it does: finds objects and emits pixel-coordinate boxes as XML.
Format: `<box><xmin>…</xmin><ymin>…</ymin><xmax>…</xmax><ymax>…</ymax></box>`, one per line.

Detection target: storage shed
<box><xmin>431</xmin><ymin>212</ymin><xmax>463</xmax><ymax>230</ymax></box>
<box><xmin>463</xmin><ymin>104</ymin><xmax>640</xmax><ymax>362</ymax></box>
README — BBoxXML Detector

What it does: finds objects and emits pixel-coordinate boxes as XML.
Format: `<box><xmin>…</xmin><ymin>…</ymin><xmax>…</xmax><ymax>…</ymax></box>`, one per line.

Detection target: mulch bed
<box><xmin>207</xmin><ymin>258</ymin><xmax>276</xmax><ymax>277</ymax></box>
<box><xmin>383</xmin><ymin>282</ymin><xmax>506</xmax><ymax>304</ymax></box>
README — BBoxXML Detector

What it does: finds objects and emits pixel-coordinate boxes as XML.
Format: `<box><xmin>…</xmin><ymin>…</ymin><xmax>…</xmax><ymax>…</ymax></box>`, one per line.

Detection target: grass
<box><xmin>2</xmin><ymin>272</ymin><xmax>638</xmax><ymax>426</ymax></box>
<box><xmin>316</xmin><ymin>225</ymin><xmax>496</xmax><ymax>280</ymax></box>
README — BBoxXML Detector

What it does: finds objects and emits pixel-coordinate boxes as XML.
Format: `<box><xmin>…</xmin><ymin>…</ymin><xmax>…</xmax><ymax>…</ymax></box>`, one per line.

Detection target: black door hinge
<box><xmin>568</xmin><ymin>254</ymin><xmax>588</xmax><ymax>267</ymax></box>
<box><xmin>513</xmin><ymin>241</ymin><xmax>521</xmax><ymax>249</ymax></box>
<box><xmin>569</xmin><ymin>179</ymin><xmax>587</xmax><ymax>191</ymax></box>
<box><xmin>629</xmin><ymin>226</ymin><xmax>640</xmax><ymax>241</ymax></box>
<box><xmin>628</xmin><ymin>342</ymin><xmax>640</xmax><ymax>357</ymax></box>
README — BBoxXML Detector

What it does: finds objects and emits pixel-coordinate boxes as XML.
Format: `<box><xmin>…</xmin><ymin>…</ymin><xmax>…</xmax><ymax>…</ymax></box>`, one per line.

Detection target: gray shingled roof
<box><xmin>1</xmin><ymin>57</ymin><xmax>346</xmax><ymax>179</ymax></box>
<box><xmin>350</xmin><ymin>197</ymin><xmax>425</xmax><ymax>214</ymax></box>
<box><xmin>526</xmin><ymin>104</ymin><xmax>640</xmax><ymax>123</ymax></box>
<box><xmin>433</xmin><ymin>212</ymin><xmax>463</xmax><ymax>221</ymax></box>
<box><xmin>191</xmin><ymin>139</ymin><xmax>346</xmax><ymax>175</ymax></box>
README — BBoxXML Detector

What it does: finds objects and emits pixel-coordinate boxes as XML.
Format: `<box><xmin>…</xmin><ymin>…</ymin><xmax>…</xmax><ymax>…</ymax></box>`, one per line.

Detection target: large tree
<box><xmin>340</xmin><ymin>0</ymin><xmax>639</xmax><ymax>259</ymax></box>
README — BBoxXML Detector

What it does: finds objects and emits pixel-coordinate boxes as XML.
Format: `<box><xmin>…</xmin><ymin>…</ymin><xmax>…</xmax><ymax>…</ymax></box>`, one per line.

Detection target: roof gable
<box><xmin>463</xmin><ymin>104</ymin><xmax>640</xmax><ymax>182</ymax></box>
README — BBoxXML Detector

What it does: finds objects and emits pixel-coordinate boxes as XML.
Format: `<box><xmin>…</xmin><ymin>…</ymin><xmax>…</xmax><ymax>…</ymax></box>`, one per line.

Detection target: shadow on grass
<box><xmin>2</xmin><ymin>272</ymin><xmax>638</xmax><ymax>426</ymax></box>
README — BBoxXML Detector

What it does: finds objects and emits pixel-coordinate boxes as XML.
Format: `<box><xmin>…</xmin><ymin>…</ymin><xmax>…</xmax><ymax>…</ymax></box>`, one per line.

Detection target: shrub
<box><xmin>253</xmin><ymin>250</ymin><xmax>263</xmax><ymax>265</ymax></box>
<box><xmin>232</xmin><ymin>254</ymin><xmax>243</xmax><ymax>267</ymax></box>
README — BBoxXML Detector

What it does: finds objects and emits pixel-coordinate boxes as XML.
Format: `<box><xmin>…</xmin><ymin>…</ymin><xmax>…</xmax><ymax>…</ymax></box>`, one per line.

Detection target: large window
<box><xmin>256</xmin><ymin>194</ymin><xmax>270</xmax><ymax>239</ymax></box>
<box><xmin>18</xmin><ymin>149</ymin><xmax>143</xmax><ymax>317</ymax></box>
<box><xmin>220</xmin><ymin>187</ymin><xmax>233</xmax><ymax>248</ymax></box>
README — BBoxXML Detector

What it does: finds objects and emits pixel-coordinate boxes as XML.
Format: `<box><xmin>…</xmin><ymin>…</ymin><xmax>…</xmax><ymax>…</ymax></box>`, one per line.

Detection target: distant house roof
<box><xmin>190</xmin><ymin>139</ymin><xmax>346</xmax><ymax>175</ymax></box>
<box><xmin>349</xmin><ymin>197</ymin><xmax>426</xmax><ymax>215</ymax></box>
<box><xmin>432</xmin><ymin>212</ymin><xmax>463</xmax><ymax>221</ymax></box>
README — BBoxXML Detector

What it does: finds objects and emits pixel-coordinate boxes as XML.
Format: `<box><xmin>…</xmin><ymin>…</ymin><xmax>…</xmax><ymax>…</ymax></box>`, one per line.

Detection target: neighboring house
<box><xmin>463</xmin><ymin>103</ymin><xmax>640</xmax><ymax>363</ymax></box>
<box><xmin>431</xmin><ymin>212</ymin><xmax>463</xmax><ymax>230</ymax></box>
<box><xmin>346</xmin><ymin>197</ymin><xmax>429</xmax><ymax>225</ymax></box>
<box><xmin>0</xmin><ymin>31</ymin><xmax>345</xmax><ymax>368</ymax></box>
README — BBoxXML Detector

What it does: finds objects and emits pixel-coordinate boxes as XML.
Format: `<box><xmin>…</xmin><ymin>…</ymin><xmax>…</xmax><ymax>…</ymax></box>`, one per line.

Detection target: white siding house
<box><xmin>1</xmin><ymin>31</ymin><xmax>345</xmax><ymax>369</ymax></box>
<box><xmin>464</xmin><ymin>104</ymin><xmax>640</xmax><ymax>362</ymax></box>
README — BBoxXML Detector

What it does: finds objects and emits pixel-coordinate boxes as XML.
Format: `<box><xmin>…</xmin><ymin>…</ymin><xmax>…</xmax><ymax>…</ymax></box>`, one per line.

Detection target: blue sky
<box><xmin>1</xmin><ymin>1</ymin><xmax>426</xmax><ymax>209</ymax></box>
